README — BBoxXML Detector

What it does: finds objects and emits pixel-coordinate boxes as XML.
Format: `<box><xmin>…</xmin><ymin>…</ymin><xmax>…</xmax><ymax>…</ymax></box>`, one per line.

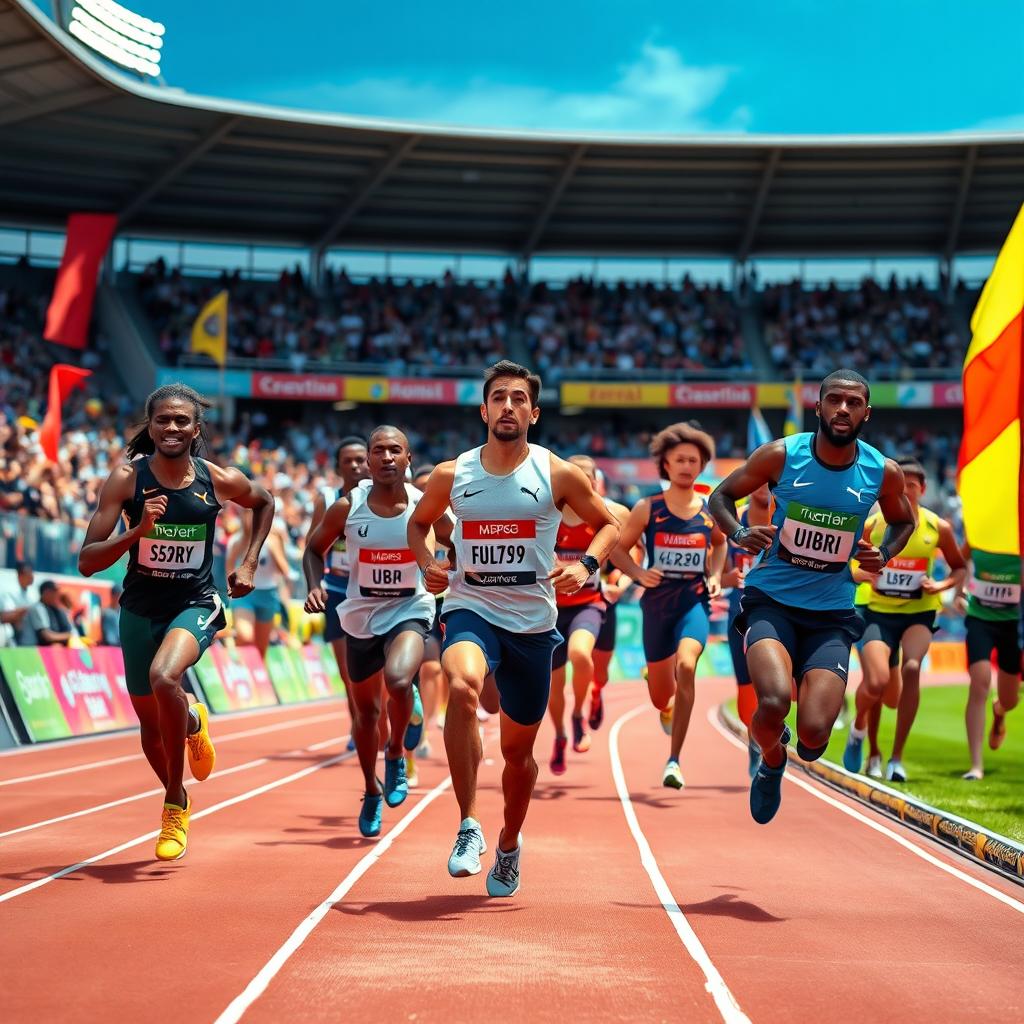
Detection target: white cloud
<box><xmin>263</xmin><ymin>42</ymin><xmax>750</xmax><ymax>134</ymax></box>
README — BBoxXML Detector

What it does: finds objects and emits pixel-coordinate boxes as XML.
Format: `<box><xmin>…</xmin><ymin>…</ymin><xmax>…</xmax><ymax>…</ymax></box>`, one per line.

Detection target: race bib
<box><xmin>463</xmin><ymin>520</ymin><xmax>536</xmax><ymax>587</ymax></box>
<box><xmin>555</xmin><ymin>547</ymin><xmax>599</xmax><ymax>591</ymax></box>
<box><xmin>969</xmin><ymin>575</ymin><xmax>1021</xmax><ymax>608</ymax></box>
<box><xmin>874</xmin><ymin>557</ymin><xmax>929</xmax><ymax>599</ymax></box>
<box><xmin>653</xmin><ymin>532</ymin><xmax>706</xmax><ymax>577</ymax></box>
<box><xmin>327</xmin><ymin>538</ymin><xmax>348</xmax><ymax>575</ymax></box>
<box><xmin>778</xmin><ymin>502</ymin><xmax>858</xmax><ymax>573</ymax></box>
<box><xmin>358</xmin><ymin>548</ymin><xmax>417</xmax><ymax>597</ymax></box>
<box><xmin>138</xmin><ymin>523</ymin><xmax>205</xmax><ymax>573</ymax></box>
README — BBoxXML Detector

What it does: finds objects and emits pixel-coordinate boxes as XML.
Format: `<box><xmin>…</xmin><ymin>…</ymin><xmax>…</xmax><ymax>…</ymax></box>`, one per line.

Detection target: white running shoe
<box><xmin>486</xmin><ymin>834</ymin><xmax>523</xmax><ymax>897</ymax></box>
<box><xmin>885</xmin><ymin>759</ymin><xmax>908</xmax><ymax>783</ymax></box>
<box><xmin>662</xmin><ymin>759</ymin><xmax>684</xmax><ymax>790</ymax></box>
<box><xmin>448</xmin><ymin>818</ymin><xmax>486</xmax><ymax>877</ymax></box>
<box><xmin>866</xmin><ymin>755</ymin><xmax>883</xmax><ymax>779</ymax></box>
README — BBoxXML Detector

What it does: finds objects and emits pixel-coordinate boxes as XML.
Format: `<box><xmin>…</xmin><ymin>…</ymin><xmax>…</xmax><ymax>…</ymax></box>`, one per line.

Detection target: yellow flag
<box><xmin>190</xmin><ymin>290</ymin><xmax>228</xmax><ymax>366</ymax></box>
<box><xmin>783</xmin><ymin>375</ymin><xmax>803</xmax><ymax>436</ymax></box>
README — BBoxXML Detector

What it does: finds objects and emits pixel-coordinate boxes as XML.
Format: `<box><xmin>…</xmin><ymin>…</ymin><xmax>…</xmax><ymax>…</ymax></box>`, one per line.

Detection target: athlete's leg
<box><xmin>252</xmin><ymin>618</ymin><xmax>274</xmax><ymax>659</ymax></box>
<box><xmin>795</xmin><ymin>669</ymin><xmax>847</xmax><ymax>754</ymax></box>
<box><xmin>129</xmin><ymin>694</ymin><xmax>169</xmax><ymax>789</ymax></box>
<box><xmin>645</xmin><ymin>658</ymin><xmax>675</xmax><ymax>712</ymax></box>
<box><xmin>149</xmin><ymin>629</ymin><xmax>202</xmax><ymax>808</ymax></box>
<box><xmin>497</xmin><ymin>712</ymin><xmax>544</xmax><ymax>851</ymax></box>
<box><xmin>232</xmin><ymin>607</ymin><xmax>256</xmax><ymax>647</ymax></box>
<box><xmin>866</xmin><ymin>699</ymin><xmax>883</xmax><ymax>759</ymax></box>
<box><xmin>442</xmin><ymin>641</ymin><xmax>489</xmax><ymax>823</ymax></box>
<box><xmin>349</xmin><ymin>671</ymin><xmax>385</xmax><ymax>797</ymax></box>
<box><xmin>381</xmin><ymin>629</ymin><xmax>423</xmax><ymax>760</ymax></box>
<box><xmin>881</xmin><ymin>663</ymin><xmax>902</xmax><ymax>710</ymax></box>
<box><xmin>592</xmin><ymin>649</ymin><xmax>612</xmax><ymax>691</ymax></box>
<box><xmin>330</xmin><ymin>637</ymin><xmax>359</xmax><ymax>739</ymax></box>
<box><xmin>548</xmin><ymin>666</ymin><xmax>568</xmax><ymax>737</ymax></box>
<box><xmin>668</xmin><ymin>638</ymin><xmax>703</xmax><ymax>762</ymax></box>
<box><xmin>746</xmin><ymin>639</ymin><xmax>795</xmax><ymax>768</ymax></box>
<box><xmin>854</xmin><ymin>640</ymin><xmax>892</xmax><ymax>730</ymax></box>
<box><xmin>889</xmin><ymin>624</ymin><xmax>931</xmax><ymax>763</ymax></box>
<box><xmin>568</xmin><ymin>630</ymin><xmax>597</xmax><ymax>718</ymax></box>
<box><xmin>964</xmin><ymin>659</ymin><xmax>991</xmax><ymax>777</ymax></box>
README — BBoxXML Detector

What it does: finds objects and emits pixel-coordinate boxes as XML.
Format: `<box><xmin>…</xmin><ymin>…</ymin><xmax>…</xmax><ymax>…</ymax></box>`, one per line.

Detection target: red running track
<box><xmin>1</xmin><ymin>682</ymin><xmax>1021</xmax><ymax>1023</ymax></box>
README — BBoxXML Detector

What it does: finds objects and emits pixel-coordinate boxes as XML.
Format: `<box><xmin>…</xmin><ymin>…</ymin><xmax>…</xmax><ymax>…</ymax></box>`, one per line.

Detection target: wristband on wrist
<box><xmin>878</xmin><ymin>545</ymin><xmax>892</xmax><ymax>565</ymax></box>
<box><xmin>579</xmin><ymin>554</ymin><xmax>600</xmax><ymax>577</ymax></box>
<box><xmin>730</xmin><ymin>527</ymin><xmax>748</xmax><ymax>543</ymax></box>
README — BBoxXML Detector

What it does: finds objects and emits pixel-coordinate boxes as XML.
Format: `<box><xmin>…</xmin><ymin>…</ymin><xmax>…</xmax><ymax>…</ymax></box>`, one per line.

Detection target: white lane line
<box><xmin>610</xmin><ymin>703</ymin><xmax>750</xmax><ymax>1024</ymax></box>
<box><xmin>213</xmin><ymin>773</ymin><xmax>453</xmax><ymax>1024</ymax></box>
<box><xmin>706</xmin><ymin>706</ymin><xmax>1024</xmax><ymax>916</ymax></box>
<box><xmin>0</xmin><ymin>710</ymin><xmax>344</xmax><ymax>788</ymax></box>
<box><xmin>0</xmin><ymin>733</ymin><xmax>349</xmax><ymax>840</ymax></box>
<box><xmin>0</xmin><ymin>743</ymin><xmax>355</xmax><ymax>905</ymax></box>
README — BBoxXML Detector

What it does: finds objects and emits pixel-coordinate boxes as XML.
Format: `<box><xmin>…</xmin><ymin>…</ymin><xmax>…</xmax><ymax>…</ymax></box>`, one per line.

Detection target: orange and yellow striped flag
<box><xmin>957</xmin><ymin>203</ymin><xmax>1024</xmax><ymax>556</ymax></box>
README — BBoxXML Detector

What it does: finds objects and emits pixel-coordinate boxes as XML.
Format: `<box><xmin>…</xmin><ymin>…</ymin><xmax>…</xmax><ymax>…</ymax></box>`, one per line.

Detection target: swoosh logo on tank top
<box><xmin>461</xmin><ymin>488</ymin><xmax>484</xmax><ymax>499</ymax></box>
<box><xmin>142</xmin><ymin>487</ymin><xmax>159</xmax><ymax>495</ymax></box>
<box><xmin>654</xmin><ymin>514</ymin><xmax>669</xmax><ymax>523</ymax></box>
<box><xmin>793</xmin><ymin>478</ymin><xmax>813</xmax><ymax>488</ymax></box>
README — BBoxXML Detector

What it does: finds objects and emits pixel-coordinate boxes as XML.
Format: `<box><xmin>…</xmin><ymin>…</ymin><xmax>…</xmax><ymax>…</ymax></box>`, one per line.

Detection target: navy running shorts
<box><xmin>595</xmin><ymin>601</ymin><xmax>617</xmax><ymax>654</ymax></box>
<box><xmin>862</xmin><ymin>609</ymin><xmax>937</xmax><ymax>654</ymax></box>
<box><xmin>440</xmin><ymin>608</ymin><xmax>561</xmax><ymax>726</ymax></box>
<box><xmin>345</xmin><ymin>618</ymin><xmax>429</xmax><ymax>685</ymax></box>
<box><xmin>737</xmin><ymin>587</ymin><xmax>863</xmax><ymax>685</ymax></box>
<box><xmin>966</xmin><ymin>615</ymin><xmax>1021</xmax><ymax>675</ymax></box>
<box><xmin>552</xmin><ymin>603</ymin><xmax>606</xmax><ymax>670</ymax></box>
<box><xmin>324</xmin><ymin>587</ymin><xmax>347</xmax><ymax>643</ymax></box>
<box><xmin>641</xmin><ymin>596</ymin><xmax>709</xmax><ymax>663</ymax></box>
<box><xmin>726</xmin><ymin>610</ymin><xmax>751</xmax><ymax>686</ymax></box>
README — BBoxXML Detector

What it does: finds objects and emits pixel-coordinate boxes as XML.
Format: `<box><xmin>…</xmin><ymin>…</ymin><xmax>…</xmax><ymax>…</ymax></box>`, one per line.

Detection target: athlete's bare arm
<box><xmin>408</xmin><ymin>461</ymin><xmax>455</xmax><ymax>595</ymax></box>
<box><xmin>550</xmin><ymin>458</ymin><xmax>620</xmax><ymax>595</ymax></box>
<box><xmin>306</xmin><ymin>491</ymin><xmax>328</xmax><ymax>544</ymax></box>
<box><xmin>601</xmin><ymin>499</ymin><xmax>637</xmax><ymax>602</ymax></box>
<box><xmin>855</xmin><ymin>460</ymin><xmax>914</xmax><ymax>573</ymax></box>
<box><xmin>610</xmin><ymin>497</ymin><xmax>665</xmax><ymax>589</ymax></box>
<box><xmin>922</xmin><ymin>518</ymin><xmax>967</xmax><ymax>594</ymax></box>
<box><xmin>707</xmin><ymin>526</ymin><xmax>727</xmax><ymax>598</ymax></box>
<box><xmin>209</xmin><ymin>463</ymin><xmax>273</xmax><ymax>598</ymax></box>
<box><xmin>708</xmin><ymin>442</ymin><xmax>785</xmax><ymax>554</ymax></box>
<box><xmin>78</xmin><ymin>464</ymin><xmax>160</xmax><ymax>576</ymax></box>
<box><xmin>303</xmin><ymin>497</ymin><xmax>352</xmax><ymax>612</ymax></box>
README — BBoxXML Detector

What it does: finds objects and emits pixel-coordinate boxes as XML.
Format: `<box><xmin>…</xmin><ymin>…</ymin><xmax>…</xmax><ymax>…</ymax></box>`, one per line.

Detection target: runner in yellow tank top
<box><xmin>844</xmin><ymin>457</ymin><xmax>965</xmax><ymax>781</ymax></box>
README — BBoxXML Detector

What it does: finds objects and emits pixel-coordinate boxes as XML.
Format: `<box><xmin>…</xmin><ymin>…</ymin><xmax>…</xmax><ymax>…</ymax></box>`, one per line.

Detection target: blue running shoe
<box><xmin>358</xmin><ymin>792</ymin><xmax>383</xmax><ymax>837</ymax></box>
<box><xmin>747</xmin><ymin>738</ymin><xmax>760</xmax><ymax>779</ymax></box>
<box><xmin>404</xmin><ymin>684</ymin><xmax>424</xmax><ymax>752</ymax></box>
<box><xmin>842</xmin><ymin>726</ymin><xmax>865</xmax><ymax>773</ymax></box>
<box><xmin>346</xmin><ymin>734</ymin><xmax>357</xmax><ymax>753</ymax></box>
<box><xmin>486</xmin><ymin>834</ymin><xmax>523</xmax><ymax>897</ymax></box>
<box><xmin>383</xmin><ymin>754</ymin><xmax>408</xmax><ymax>807</ymax></box>
<box><xmin>448</xmin><ymin>818</ymin><xmax>486</xmax><ymax>877</ymax></box>
<box><xmin>750</xmin><ymin>726</ymin><xmax>790</xmax><ymax>825</ymax></box>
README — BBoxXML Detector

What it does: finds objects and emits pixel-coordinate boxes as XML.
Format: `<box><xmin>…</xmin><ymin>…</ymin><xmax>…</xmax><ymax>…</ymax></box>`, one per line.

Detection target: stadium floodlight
<box><xmin>64</xmin><ymin>0</ymin><xmax>165</xmax><ymax>79</ymax></box>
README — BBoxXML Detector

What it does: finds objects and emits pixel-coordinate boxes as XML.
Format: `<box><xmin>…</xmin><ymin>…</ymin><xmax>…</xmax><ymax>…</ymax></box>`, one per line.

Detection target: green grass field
<box><xmin>730</xmin><ymin>684</ymin><xmax>1024</xmax><ymax>842</ymax></box>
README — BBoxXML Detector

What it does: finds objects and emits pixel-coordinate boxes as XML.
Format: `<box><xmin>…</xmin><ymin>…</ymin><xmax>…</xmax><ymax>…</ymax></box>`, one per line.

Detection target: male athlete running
<box><xmin>710</xmin><ymin>369</ymin><xmax>914</xmax><ymax>824</ymax></box>
<box><xmin>409</xmin><ymin>360</ymin><xmax>619</xmax><ymax>897</ymax></box>
<box><xmin>79</xmin><ymin>384</ymin><xmax>273</xmax><ymax>860</ymax></box>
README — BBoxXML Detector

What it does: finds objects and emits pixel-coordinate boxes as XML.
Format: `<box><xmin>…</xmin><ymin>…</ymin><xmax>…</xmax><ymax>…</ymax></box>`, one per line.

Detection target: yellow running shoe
<box><xmin>405</xmin><ymin>753</ymin><xmax>419</xmax><ymax>789</ymax></box>
<box><xmin>155</xmin><ymin>796</ymin><xmax>191</xmax><ymax>861</ymax></box>
<box><xmin>659</xmin><ymin>703</ymin><xmax>674</xmax><ymax>736</ymax></box>
<box><xmin>186</xmin><ymin>702</ymin><xmax>216</xmax><ymax>781</ymax></box>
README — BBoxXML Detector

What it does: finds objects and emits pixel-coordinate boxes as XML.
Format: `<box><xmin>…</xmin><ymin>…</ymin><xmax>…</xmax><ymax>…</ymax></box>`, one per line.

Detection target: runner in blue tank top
<box><xmin>710</xmin><ymin>369</ymin><xmax>914</xmax><ymax>825</ymax></box>
<box><xmin>612</xmin><ymin>422</ymin><xmax>726</xmax><ymax>791</ymax></box>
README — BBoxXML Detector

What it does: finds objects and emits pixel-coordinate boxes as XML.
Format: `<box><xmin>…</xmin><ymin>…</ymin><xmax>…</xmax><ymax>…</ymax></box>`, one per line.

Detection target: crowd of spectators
<box><xmin>762</xmin><ymin>276</ymin><xmax>967</xmax><ymax>377</ymax></box>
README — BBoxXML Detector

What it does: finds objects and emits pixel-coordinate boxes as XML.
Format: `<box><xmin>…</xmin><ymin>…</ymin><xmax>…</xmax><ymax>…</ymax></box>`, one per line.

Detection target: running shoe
<box><xmin>842</xmin><ymin>725</ymin><xmax>865</xmax><ymax>773</ymax></box>
<box><xmin>359</xmin><ymin>791</ymin><xmax>383</xmax><ymax>837</ymax></box>
<box><xmin>961</xmin><ymin>769</ymin><xmax>983</xmax><ymax>781</ymax></box>
<box><xmin>346</xmin><ymin>735</ymin><xmax>357</xmax><ymax>753</ymax></box>
<box><xmin>185</xmin><ymin>703</ymin><xmax>215</xmax><ymax>782</ymax></box>
<box><xmin>885</xmin><ymin>759</ymin><xmax>907</xmax><ymax>783</ymax></box>
<box><xmin>404</xmin><ymin>684</ymin><xmax>424</xmax><ymax>751</ymax></box>
<box><xmin>662</xmin><ymin>759</ymin><xmax>684</xmax><ymax>789</ymax></box>
<box><xmin>866</xmin><ymin>755</ymin><xmax>884</xmax><ymax>779</ymax></box>
<box><xmin>155</xmin><ymin>795</ymin><xmax>192</xmax><ymax>861</ymax></box>
<box><xmin>550</xmin><ymin>735</ymin><xmax>568</xmax><ymax>776</ymax></box>
<box><xmin>749</xmin><ymin>726</ymin><xmax>790</xmax><ymax>825</ymax></box>
<box><xmin>486</xmin><ymin>834</ymin><xmax>523</xmax><ymax>898</ymax></box>
<box><xmin>383</xmin><ymin>754</ymin><xmax>408</xmax><ymax>807</ymax></box>
<box><xmin>588</xmin><ymin>684</ymin><xmax>605</xmax><ymax>732</ymax></box>
<box><xmin>571</xmin><ymin>715</ymin><xmax>591</xmax><ymax>754</ymax></box>
<box><xmin>659</xmin><ymin>703</ymin><xmax>674</xmax><ymax>736</ymax></box>
<box><xmin>746</xmin><ymin>738</ymin><xmax>760</xmax><ymax>779</ymax></box>
<box><xmin>405</xmin><ymin>753</ymin><xmax>419</xmax><ymax>789</ymax></box>
<box><xmin>448</xmin><ymin>818</ymin><xmax>486</xmax><ymax>877</ymax></box>
<box><xmin>989</xmin><ymin>702</ymin><xmax>1007</xmax><ymax>750</ymax></box>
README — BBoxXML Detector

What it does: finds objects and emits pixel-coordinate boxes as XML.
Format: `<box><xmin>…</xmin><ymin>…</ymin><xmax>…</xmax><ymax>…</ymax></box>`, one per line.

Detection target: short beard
<box><xmin>157</xmin><ymin>442</ymin><xmax>191</xmax><ymax>460</ymax></box>
<box><xmin>491</xmin><ymin>422</ymin><xmax>523</xmax><ymax>442</ymax></box>
<box><xmin>818</xmin><ymin>417</ymin><xmax>864</xmax><ymax>447</ymax></box>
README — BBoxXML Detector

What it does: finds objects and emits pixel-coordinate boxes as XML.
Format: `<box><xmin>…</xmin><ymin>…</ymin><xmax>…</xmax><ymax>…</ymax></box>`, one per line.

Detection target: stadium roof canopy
<box><xmin>2</xmin><ymin>0</ymin><xmax>1023</xmax><ymax>261</ymax></box>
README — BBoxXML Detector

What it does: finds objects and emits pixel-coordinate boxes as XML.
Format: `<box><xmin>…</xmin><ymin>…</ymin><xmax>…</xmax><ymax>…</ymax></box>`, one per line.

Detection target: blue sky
<box><xmin>67</xmin><ymin>1</ymin><xmax>1024</xmax><ymax>134</ymax></box>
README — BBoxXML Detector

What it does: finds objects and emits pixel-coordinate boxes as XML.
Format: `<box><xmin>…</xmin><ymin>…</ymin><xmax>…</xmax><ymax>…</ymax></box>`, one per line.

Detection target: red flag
<box><xmin>44</xmin><ymin>213</ymin><xmax>117</xmax><ymax>350</ymax></box>
<box><xmin>39</xmin><ymin>364</ymin><xmax>92</xmax><ymax>462</ymax></box>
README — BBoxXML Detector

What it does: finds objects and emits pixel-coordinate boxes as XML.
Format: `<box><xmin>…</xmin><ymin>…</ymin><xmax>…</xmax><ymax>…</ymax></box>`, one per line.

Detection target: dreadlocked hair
<box><xmin>124</xmin><ymin>384</ymin><xmax>213</xmax><ymax>460</ymax></box>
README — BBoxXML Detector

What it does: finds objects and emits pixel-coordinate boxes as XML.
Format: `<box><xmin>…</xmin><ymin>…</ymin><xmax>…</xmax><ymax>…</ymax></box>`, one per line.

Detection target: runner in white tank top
<box><xmin>408</xmin><ymin>360</ymin><xmax>620</xmax><ymax>897</ymax></box>
<box><xmin>306</xmin><ymin>427</ymin><xmax>448</xmax><ymax>838</ymax></box>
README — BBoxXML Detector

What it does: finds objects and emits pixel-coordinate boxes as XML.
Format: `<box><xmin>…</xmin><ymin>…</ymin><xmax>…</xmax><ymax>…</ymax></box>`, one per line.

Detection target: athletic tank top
<box><xmin>554</xmin><ymin>516</ymin><xmax>604</xmax><ymax>608</ymax></box>
<box><xmin>121</xmin><ymin>457</ymin><xmax>221</xmax><ymax>618</ymax></box>
<box><xmin>252</xmin><ymin>531</ymin><xmax>285</xmax><ymax>590</ymax></box>
<box><xmin>746</xmin><ymin>432</ymin><xmax>886</xmax><ymax>611</ymax></box>
<box><xmin>640</xmin><ymin>494</ymin><xmax>716</xmax><ymax>613</ymax></box>
<box><xmin>866</xmin><ymin>507</ymin><xmax>942</xmax><ymax>614</ymax></box>
<box><xmin>321</xmin><ymin>484</ymin><xmax>349</xmax><ymax>595</ymax></box>
<box><xmin>727</xmin><ymin>507</ymin><xmax>754</xmax><ymax>618</ymax></box>
<box><xmin>445</xmin><ymin>444</ymin><xmax>560</xmax><ymax>633</ymax></box>
<box><xmin>340</xmin><ymin>483</ymin><xmax>434</xmax><ymax>639</ymax></box>
<box><xmin>967</xmin><ymin>549</ymin><xmax>1021</xmax><ymax>622</ymax></box>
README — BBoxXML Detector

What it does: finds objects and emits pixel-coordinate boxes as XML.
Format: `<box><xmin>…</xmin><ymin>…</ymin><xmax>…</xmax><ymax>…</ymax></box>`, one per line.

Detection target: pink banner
<box><xmin>934</xmin><ymin>381</ymin><xmax>963</xmax><ymax>407</ymax></box>
<box><xmin>252</xmin><ymin>373</ymin><xmax>345</xmax><ymax>401</ymax></box>
<box><xmin>669</xmin><ymin>382</ymin><xmax>756</xmax><ymax>408</ymax></box>
<box><xmin>300</xmin><ymin>644</ymin><xmax>334</xmax><ymax>699</ymax></box>
<box><xmin>38</xmin><ymin>646</ymin><xmax>137</xmax><ymax>735</ymax></box>
<box><xmin>209</xmin><ymin>644</ymin><xmax>278</xmax><ymax>710</ymax></box>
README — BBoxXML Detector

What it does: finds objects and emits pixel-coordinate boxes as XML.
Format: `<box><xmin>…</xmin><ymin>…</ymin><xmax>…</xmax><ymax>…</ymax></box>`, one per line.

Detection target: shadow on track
<box><xmin>334</xmin><ymin>893</ymin><xmax>523</xmax><ymax>922</ymax></box>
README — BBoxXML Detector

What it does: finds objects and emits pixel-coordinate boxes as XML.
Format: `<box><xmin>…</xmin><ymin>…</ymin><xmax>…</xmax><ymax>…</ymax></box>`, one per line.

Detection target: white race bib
<box><xmin>463</xmin><ymin>520</ymin><xmax>536</xmax><ymax>587</ymax></box>
<box><xmin>653</xmin><ymin>532</ymin><xmax>706</xmax><ymax>577</ymax></box>
<box><xmin>778</xmin><ymin>502</ymin><xmax>858</xmax><ymax>574</ymax></box>
<box><xmin>874</xmin><ymin>557</ymin><xmax>928</xmax><ymax>599</ymax></box>
<box><xmin>969</xmin><ymin>576</ymin><xmax>1021</xmax><ymax>607</ymax></box>
<box><xmin>138</xmin><ymin>523</ymin><xmax>206</xmax><ymax>573</ymax></box>
<box><xmin>357</xmin><ymin>548</ymin><xmax>417</xmax><ymax>597</ymax></box>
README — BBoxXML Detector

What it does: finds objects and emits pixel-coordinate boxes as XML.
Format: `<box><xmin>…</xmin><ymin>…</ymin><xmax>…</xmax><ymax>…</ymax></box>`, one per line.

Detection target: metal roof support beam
<box><xmin>737</xmin><ymin>148</ymin><xmax>781</xmax><ymax>262</ymax></box>
<box><xmin>943</xmin><ymin>144</ymin><xmax>977</xmax><ymax>261</ymax></box>
<box><xmin>522</xmin><ymin>145</ymin><xmax>586</xmax><ymax>258</ymax></box>
<box><xmin>315</xmin><ymin>134</ymin><xmax>421</xmax><ymax>251</ymax></box>
<box><xmin>0</xmin><ymin>37</ymin><xmax>59</xmax><ymax>73</ymax></box>
<box><xmin>0</xmin><ymin>84</ymin><xmax>108</xmax><ymax>127</ymax></box>
<box><xmin>118</xmin><ymin>116</ymin><xmax>241</xmax><ymax>228</ymax></box>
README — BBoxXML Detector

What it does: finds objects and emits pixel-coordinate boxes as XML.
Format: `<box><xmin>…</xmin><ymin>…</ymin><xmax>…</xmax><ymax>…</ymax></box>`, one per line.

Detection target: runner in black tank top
<box><xmin>79</xmin><ymin>384</ymin><xmax>274</xmax><ymax>862</ymax></box>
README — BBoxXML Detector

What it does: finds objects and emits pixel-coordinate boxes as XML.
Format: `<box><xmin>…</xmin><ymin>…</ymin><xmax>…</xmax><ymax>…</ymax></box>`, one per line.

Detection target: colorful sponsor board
<box><xmin>0</xmin><ymin>646</ymin><xmax>135</xmax><ymax>741</ymax></box>
<box><xmin>263</xmin><ymin>645</ymin><xmax>341</xmax><ymax>704</ymax></box>
<box><xmin>252</xmin><ymin>373</ymin><xmax>345</xmax><ymax>402</ymax></box>
<box><xmin>156</xmin><ymin>367</ymin><xmax>252</xmax><ymax>397</ymax></box>
<box><xmin>193</xmin><ymin>643</ymin><xmax>278</xmax><ymax>713</ymax></box>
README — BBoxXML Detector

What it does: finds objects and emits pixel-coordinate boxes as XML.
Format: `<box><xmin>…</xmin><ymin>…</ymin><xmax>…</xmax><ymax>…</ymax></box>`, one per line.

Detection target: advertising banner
<box><xmin>155</xmin><ymin>367</ymin><xmax>251</xmax><ymax>397</ymax></box>
<box><xmin>38</xmin><ymin>646</ymin><xmax>136</xmax><ymax>735</ymax></box>
<box><xmin>251</xmin><ymin>373</ymin><xmax>345</xmax><ymax>402</ymax></box>
<box><xmin>264</xmin><ymin>646</ymin><xmax>308</xmax><ymax>704</ymax></box>
<box><xmin>561</xmin><ymin>382</ymin><xmax>670</xmax><ymax>408</ymax></box>
<box><xmin>670</xmin><ymin>382</ymin><xmax>756</xmax><ymax>408</ymax></box>
<box><xmin>193</xmin><ymin>644</ymin><xmax>278</xmax><ymax>713</ymax></box>
<box><xmin>0</xmin><ymin>647</ymin><xmax>71</xmax><ymax>741</ymax></box>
